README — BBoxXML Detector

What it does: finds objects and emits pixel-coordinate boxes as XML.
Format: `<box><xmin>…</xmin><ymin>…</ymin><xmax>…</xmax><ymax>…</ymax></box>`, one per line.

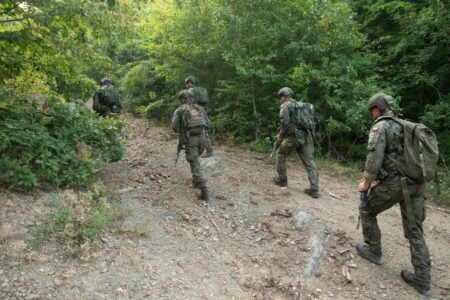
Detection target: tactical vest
<box><xmin>182</xmin><ymin>104</ymin><xmax>207</xmax><ymax>135</ymax></box>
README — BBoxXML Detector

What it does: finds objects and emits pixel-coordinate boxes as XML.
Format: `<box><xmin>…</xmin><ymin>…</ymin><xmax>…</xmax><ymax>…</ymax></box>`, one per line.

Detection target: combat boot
<box><xmin>401</xmin><ymin>270</ymin><xmax>431</xmax><ymax>297</ymax></box>
<box><xmin>273</xmin><ymin>177</ymin><xmax>287</xmax><ymax>187</ymax></box>
<box><xmin>200</xmin><ymin>187</ymin><xmax>209</xmax><ymax>201</ymax></box>
<box><xmin>304</xmin><ymin>188</ymin><xmax>319</xmax><ymax>198</ymax></box>
<box><xmin>355</xmin><ymin>243</ymin><xmax>383</xmax><ymax>265</ymax></box>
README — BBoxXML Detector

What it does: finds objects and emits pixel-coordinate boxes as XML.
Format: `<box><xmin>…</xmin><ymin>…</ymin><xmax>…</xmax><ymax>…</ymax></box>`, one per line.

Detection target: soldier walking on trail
<box><xmin>356</xmin><ymin>93</ymin><xmax>432</xmax><ymax>296</ymax></box>
<box><xmin>93</xmin><ymin>78</ymin><xmax>122</xmax><ymax>117</ymax></box>
<box><xmin>273</xmin><ymin>87</ymin><xmax>319</xmax><ymax>198</ymax></box>
<box><xmin>185</xmin><ymin>76</ymin><xmax>214</xmax><ymax>157</ymax></box>
<box><xmin>171</xmin><ymin>89</ymin><xmax>210</xmax><ymax>201</ymax></box>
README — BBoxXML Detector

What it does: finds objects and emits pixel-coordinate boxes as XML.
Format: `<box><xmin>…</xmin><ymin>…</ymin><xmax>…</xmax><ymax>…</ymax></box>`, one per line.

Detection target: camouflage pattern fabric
<box><xmin>361</xmin><ymin>112</ymin><xmax>431</xmax><ymax>282</ymax></box>
<box><xmin>279</xmin><ymin>99</ymin><xmax>299</xmax><ymax>136</ymax></box>
<box><xmin>189</xmin><ymin>86</ymin><xmax>213</xmax><ymax>155</ymax></box>
<box><xmin>171</xmin><ymin>104</ymin><xmax>208</xmax><ymax>188</ymax></box>
<box><xmin>93</xmin><ymin>84</ymin><xmax>122</xmax><ymax>116</ymax></box>
<box><xmin>276</xmin><ymin>134</ymin><xmax>318</xmax><ymax>190</ymax></box>
<box><xmin>189</xmin><ymin>86</ymin><xmax>209</xmax><ymax>109</ymax></box>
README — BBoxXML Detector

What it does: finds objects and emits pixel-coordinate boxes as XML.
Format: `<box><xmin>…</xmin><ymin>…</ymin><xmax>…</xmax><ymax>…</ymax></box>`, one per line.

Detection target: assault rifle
<box><xmin>174</xmin><ymin>142</ymin><xmax>185</xmax><ymax>167</ymax></box>
<box><xmin>356</xmin><ymin>191</ymin><xmax>368</xmax><ymax>230</ymax></box>
<box><xmin>269</xmin><ymin>141</ymin><xmax>279</xmax><ymax>158</ymax></box>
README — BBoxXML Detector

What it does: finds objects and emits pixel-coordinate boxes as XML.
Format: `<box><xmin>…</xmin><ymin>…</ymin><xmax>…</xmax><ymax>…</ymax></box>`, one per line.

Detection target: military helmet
<box><xmin>184</xmin><ymin>75</ymin><xmax>198</xmax><ymax>85</ymax></box>
<box><xmin>277</xmin><ymin>87</ymin><xmax>294</xmax><ymax>98</ymax></box>
<box><xmin>101</xmin><ymin>78</ymin><xmax>112</xmax><ymax>85</ymax></box>
<box><xmin>178</xmin><ymin>89</ymin><xmax>194</xmax><ymax>101</ymax></box>
<box><xmin>367</xmin><ymin>93</ymin><xmax>394</xmax><ymax>111</ymax></box>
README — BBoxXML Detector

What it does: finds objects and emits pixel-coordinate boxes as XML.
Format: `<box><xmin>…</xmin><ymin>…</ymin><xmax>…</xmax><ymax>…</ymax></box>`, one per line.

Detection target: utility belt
<box><xmin>185</xmin><ymin>126</ymin><xmax>206</xmax><ymax>137</ymax></box>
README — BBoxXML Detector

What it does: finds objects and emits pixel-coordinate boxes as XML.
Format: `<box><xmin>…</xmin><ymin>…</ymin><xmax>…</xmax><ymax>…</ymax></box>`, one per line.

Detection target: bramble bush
<box><xmin>0</xmin><ymin>92</ymin><xmax>125</xmax><ymax>188</ymax></box>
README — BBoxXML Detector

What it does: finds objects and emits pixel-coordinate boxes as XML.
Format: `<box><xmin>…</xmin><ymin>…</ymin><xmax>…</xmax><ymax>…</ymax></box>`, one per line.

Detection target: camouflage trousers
<box><xmin>361</xmin><ymin>175</ymin><xmax>430</xmax><ymax>282</ymax></box>
<box><xmin>276</xmin><ymin>133</ymin><xmax>319</xmax><ymax>190</ymax></box>
<box><xmin>205</xmin><ymin>131</ymin><xmax>214</xmax><ymax>155</ymax></box>
<box><xmin>185</xmin><ymin>133</ymin><xmax>207</xmax><ymax>188</ymax></box>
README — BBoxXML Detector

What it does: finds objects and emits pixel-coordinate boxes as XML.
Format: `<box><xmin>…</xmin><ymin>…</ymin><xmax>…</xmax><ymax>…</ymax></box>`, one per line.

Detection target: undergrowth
<box><xmin>30</xmin><ymin>181</ymin><xmax>128</xmax><ymax>258</ymax></box>
<box><xmin>0</xmin><ymin>92</ymin><xmax>125</xmax><ymax>189</ymax></box>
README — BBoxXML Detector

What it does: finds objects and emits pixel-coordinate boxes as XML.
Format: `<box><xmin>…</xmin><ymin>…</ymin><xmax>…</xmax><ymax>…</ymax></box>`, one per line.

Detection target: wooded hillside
<box><xmin>1</xmin><ymin>0</ymin><xmax>449</xmax><ymax>190</ymax></box>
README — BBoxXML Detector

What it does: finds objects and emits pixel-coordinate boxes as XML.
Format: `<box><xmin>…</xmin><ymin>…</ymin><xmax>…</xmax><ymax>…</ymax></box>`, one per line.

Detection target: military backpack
<box><xmin>183</xmin><ymin>104</ymin><xmax>207</xmax><ymax>134</ymax></box>
<box><xmin>295</xmin><ymin>101</ymin><xmax>316</xmax><ymax>132</ymax></box>
<box><xmin>192</xmin><ymin>87</ymin><xmax>209</xmax><ymax>107</ymax></box>
<box><xmin>378</xmin><ymin>116</ymin><xmax>439</xmax><ymax>183</ymax></box>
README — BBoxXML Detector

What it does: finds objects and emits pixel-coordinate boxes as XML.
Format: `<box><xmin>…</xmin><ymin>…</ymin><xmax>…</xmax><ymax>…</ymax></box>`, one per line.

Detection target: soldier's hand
<box><xmin>357</xmin><ymin>178</ymin><xmax>372</xmax><ymax>192</ymax></box>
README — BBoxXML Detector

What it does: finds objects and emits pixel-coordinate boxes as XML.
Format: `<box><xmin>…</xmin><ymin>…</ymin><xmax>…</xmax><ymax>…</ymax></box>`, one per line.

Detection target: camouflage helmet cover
<box><xmin>367</xmin><ymin>93</ymin><xmax>394</xmax><ymax>111</ymax></box>
<box><xmin>184</xmin><ymin>75</ymin><xmax>198</xmax><ymax>85</ymax></box>
<box><xmin>101</xmin><ymin>78</ymin><xmax>112</xmax><ymax>85</ymax></box>
<box><xmin>178</xmin><ymin>89</ymin><xmax>194</xmax><ymax>102</ymax></box>
<box><xmin>277</xmin><ymin>87</ymin><xmax>294</xmax><ymax>98</ymax></box>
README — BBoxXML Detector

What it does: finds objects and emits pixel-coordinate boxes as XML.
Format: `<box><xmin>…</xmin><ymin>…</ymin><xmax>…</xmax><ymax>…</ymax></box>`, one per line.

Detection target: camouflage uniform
<box><xmin>361</xmin><ymin>110</ymin><xmax>431</xmax><ymax>283</ymax></box>
<box><xmin>171</xmin><ymin>101</ymin><xmax>209</xmax><ymax>190</ymax></box>
<box><xmin>276</xmin><ymin>98</ymin><xmax>319</xmax><ymax>191</ymax></box>
<box><xmin>93</xmin><ymin>79</ymin><xmax>122</xmax><ymax>117</ymax></box>
<box><xmin>186</xmin><ymin>76</ymin><xmax>213</xmax><ymax>156</ymax></box>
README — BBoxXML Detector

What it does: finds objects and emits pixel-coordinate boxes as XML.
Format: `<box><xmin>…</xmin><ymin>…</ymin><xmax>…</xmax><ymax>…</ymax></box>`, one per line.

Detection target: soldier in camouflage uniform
<box><xmin>356</xmin><ymin>93</ymin><xmax>431</xmax><ymax>296</ymax></box>
<box><xmin>93</xmin><ymin>78</ymin><xmax>122</xmax><ymax>117</ymax></box>
<box><xmin>171</xmin><ymin>89</ymin><xmax>209</xmax><ymax>201</ymax></box>
<box><xmin>185</xmin><ymin>76</ymin><xmax>214</xmax><ymax>157</ymax></box>
<box><xmin>273</xmin><ymin>87</ymin><xmax>319</xmax><ymax>198</ymax></box>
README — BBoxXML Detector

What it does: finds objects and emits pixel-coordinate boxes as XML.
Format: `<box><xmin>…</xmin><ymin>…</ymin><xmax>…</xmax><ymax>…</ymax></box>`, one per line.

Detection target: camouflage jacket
<box><xmin>363</xmin><ymin>111</ymin><xmax>403</xmax><ymax>181</ymax></box>
<box><xmin>171</xmin><ymin>104</ymin><xmax>210</xmax><ymax>137</ymax></box>
<box><xmin>279</xmin><ymin>98</ymin><xmax>298</xmax><ymax>137</ymax></box>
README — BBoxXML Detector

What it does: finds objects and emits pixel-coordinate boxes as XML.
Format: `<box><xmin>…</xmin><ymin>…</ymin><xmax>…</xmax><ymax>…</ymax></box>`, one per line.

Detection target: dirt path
<box><xmin>0</xmin><ymin>118</ymin><xmax>449</xmax><ymax>300</ymax></box>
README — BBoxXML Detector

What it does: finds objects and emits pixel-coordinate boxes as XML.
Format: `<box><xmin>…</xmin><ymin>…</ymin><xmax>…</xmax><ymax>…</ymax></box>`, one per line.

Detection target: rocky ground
<box><xmin>0</xmin><ymin>118</ymin><xmax>449</xmax><ymax>300</ymax></box>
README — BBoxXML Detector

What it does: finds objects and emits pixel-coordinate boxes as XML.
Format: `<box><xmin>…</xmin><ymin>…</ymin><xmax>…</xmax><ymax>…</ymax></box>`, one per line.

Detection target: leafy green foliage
<box><xmin>0</xmin><ymin>91</ymin><xmax>125</xmax><ymax>188</ymax></box>
<box><xmin>142</xmin><ymin>0</ymin><xmax>380</xmax><ymax>159</ymax></box>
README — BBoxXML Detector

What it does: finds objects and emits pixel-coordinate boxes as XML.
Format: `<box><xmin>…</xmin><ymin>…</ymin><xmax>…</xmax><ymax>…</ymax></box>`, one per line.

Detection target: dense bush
<box><xmin>0</xmin><ymin>92</ymin><xmax>125</xmax><ymax>188</ymax></box>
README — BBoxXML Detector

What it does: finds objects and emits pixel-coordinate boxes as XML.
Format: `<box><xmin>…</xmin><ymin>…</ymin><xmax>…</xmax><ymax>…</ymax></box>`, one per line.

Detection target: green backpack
<box><xmin>192</xmin><ymin>87</ymin><xmax>209</xmax><ymax>107</ymax></box>
<box><xmin>379</xmin><ymin>116</ymin><xmax>439</xmax><ymax>183</ymax></box>
<box><xmin>296</xmin><ymin>101</ymin><xmax>316</xmax><ymax>132</ymax></box>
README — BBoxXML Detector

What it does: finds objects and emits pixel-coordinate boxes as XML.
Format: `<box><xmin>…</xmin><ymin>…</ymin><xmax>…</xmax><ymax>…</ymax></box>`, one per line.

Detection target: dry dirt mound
<box><xmin>0</xmin><ymin>118</ymin><xmax>449</xmax><ymax>300</ymax></box>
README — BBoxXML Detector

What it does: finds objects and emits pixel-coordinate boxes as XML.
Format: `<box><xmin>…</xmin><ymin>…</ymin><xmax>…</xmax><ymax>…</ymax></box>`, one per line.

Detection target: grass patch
<box><xmin>30</xmin><ymin>181</ymin><xmax>128</xmax><ymax>257</ymax></box>
<box><xmin>426</xmin><ymin>169</ymin><xmax>450</xmax><ymax>207</ymax></box>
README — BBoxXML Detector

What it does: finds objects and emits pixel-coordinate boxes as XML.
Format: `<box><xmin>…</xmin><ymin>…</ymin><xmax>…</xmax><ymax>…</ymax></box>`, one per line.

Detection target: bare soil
<box><xmin>0</xmin><ymin>118</ymin><xmax>449</xmax><ymax>300</ymax></box>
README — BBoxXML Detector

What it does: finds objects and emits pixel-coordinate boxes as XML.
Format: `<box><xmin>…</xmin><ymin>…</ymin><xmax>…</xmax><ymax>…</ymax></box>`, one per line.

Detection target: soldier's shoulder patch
<box><xmin>372</xmin><ymin>126</ymin><xmax>379</xmax><ymax>132</ymax></box>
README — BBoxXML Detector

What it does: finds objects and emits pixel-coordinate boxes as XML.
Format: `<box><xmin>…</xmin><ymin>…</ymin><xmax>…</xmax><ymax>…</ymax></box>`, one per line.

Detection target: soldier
<box><xmin>185</xmin><ymin>76</ymin><xmax>214</xmax><ymax>157</ymax></box>
<box><xmin>356</xmin><ymin>93</ymin><xmax>431</xmax><ymax>296</ymax></box>
<box><xmin>93</xmin><ymin>78</ymin><xmax>122</xmax><ymax>117</ymax></box>
<box><xmin>171</xmin><ymin>89</ymin><xmax>209</xmax><ymax>201</ymax></box>
<box><xmin>273</xmin><ymin>87</ymin><xmax>319</xmax><ymax>198</ymax></box>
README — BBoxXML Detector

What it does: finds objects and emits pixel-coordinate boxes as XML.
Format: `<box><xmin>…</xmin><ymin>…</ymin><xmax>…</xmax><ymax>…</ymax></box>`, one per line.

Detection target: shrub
<box><xmin>0</xmin><ymin>92</ymin><xmax>125</xmax><ymax>188</ymax></box>
<box><xmin>30</xmin><ymin>182</ymin><xmax>127</xmax><ymax>256</ymax></box>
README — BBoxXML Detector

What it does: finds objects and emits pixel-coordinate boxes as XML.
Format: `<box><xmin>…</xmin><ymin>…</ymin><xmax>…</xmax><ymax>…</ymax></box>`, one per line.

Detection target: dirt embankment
<box><xmin>0</xmin><ymin>118</ymin><xmax>449</xmax><ymax>300</ymax></box>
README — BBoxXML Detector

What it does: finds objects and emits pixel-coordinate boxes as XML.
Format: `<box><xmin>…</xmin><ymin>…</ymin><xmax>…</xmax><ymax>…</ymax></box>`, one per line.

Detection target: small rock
<box><xmin>54</xmin><ymin>277</ymin><xmax>63</xmax><ymax>286</ymax></box>
<box><xmin>26</xmin><ymin>295</ymin><xmax>40</xmax><ymax>300</ymax></box>
<box><xmin>379</xmin><ymin>283</ymin><xmax>386</xmax><ymax>289</ymax></box>
<box><xmin>116</xmin><ymin>287</ymin><xmax>125</xmax><ymax>294</ymax></box>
